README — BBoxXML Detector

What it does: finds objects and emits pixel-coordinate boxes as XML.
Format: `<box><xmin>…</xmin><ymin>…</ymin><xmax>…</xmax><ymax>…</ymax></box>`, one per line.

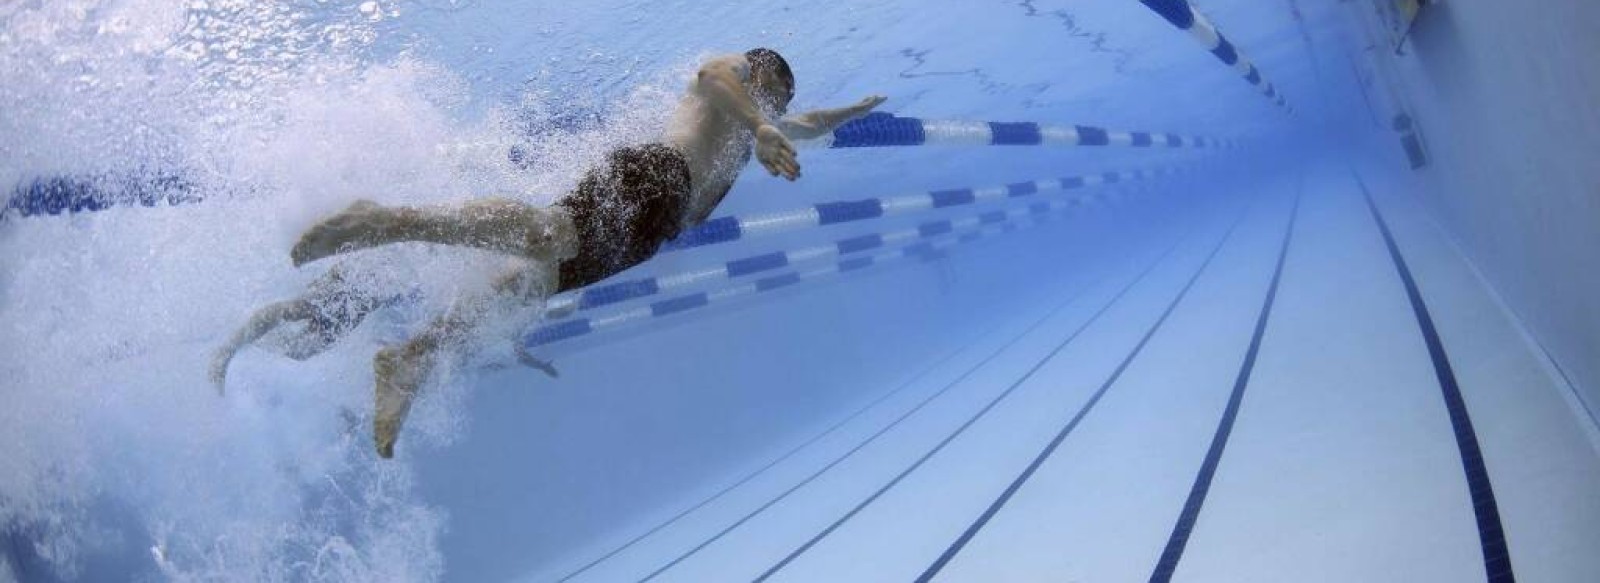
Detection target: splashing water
<box><xmin>0</xmin><ymin>1</ymin><xmax>681</xmax><ymax>580</ymax></box>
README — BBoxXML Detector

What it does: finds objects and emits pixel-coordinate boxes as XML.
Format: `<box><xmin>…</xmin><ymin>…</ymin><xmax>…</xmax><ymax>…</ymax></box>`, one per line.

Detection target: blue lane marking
<box><xmin>1211</xmin><ymin>38</ymin><xmax>1239</xmax><ymax>65</ymax></box>
<box><xmin>1076</xmin><ymin>125</ymin><xmax>1111</xmax><ymax>146</ymax></box>
<box><xmin>726</xmin><ymin>252</ymin><xmax>789</xmax><ymax>277</ymax></box>
<box><xmin>903</xmin><ymin>242</ymin><xmax>936</xmax><ymax>258</ymax></box>
<box><xmin>3</xmin><ymin>173</ymin><xmax>202</xmax><ymax>221</ymax></box>
<box><xmin>815</xmin><ymin>199</ymin><xmax>885</xmax><ymax>225</ymax></box>
<box><xmin>919</xmin><ymin>220</ymin><xmax>954</xmax><ymax>238</ymax></box>
<box><xmin>1133</xmin><ymin>132</ymin><xmax>1154</xmax><ymax>147</ymax></box>
<box><xmin>830</xmin><ymin>112</ymin><xmax>927</xmax><ymax>147</ymax></box>
<box><xmin>1167</xmin><ymin>135</ymin><xmax>1184</xmax><ymax>148</ymax></box>
<box><xmin>1149</xmin><ymin>189</ymin><xmax>1302</xmax><ymax>582</ymax></box>
<box><xmin>989</xmin><ymin>122</ymin><xmax>1043</xmax><ymax>145</ymax></box>
<box><xmin>1062</xmin><ymin>176</ymin><xmax>1087</xmax><ymax>189</ymax></box>
<box><xmin>580</xmin><ymin>279</ymin><xmax>662</xmax><ymax>309</ymax></box>
<box><xmin>1245</xmin><ymin>66</ymin><xmax>1262</xmax><ymax>85</ymax></box>
<box><xmin>756</xmin><ymin>217</ymin><xmax>1223</xmax><ymax>583</ymax></box>
<box><xmin>663</xmin><ymin>216</ymin><xmax>742</xmax><ymax>250</ymax></box>
<box><xmin>836</xmin><ymin>233</ymin><xmax>885</xmax><ymax>254</ymax></box>
<box><xmin>526</xmin><ymin>319</ymin><xmax>593</xmax><ymax>347</ymax></box>
<box><xmin>1140</xmin><ymin>0</ymin><xmax>1196</xmax><ymax>28</ymax></box>
<box><xmin>838</xmin><ymin>257</ymin><xmax>875</xmax><ymax>272</ymax></box>
<box><xmin>915</xmin><ymin>201</ymin><xmax>1252</xmax><ymax>582</ymax></box>
<box><xmin>755</xmin><ymin>272</ymin><xmax>803</xmax><ymax>292</ymax></box>
<box><xmin>1357</xmin><ymin>176</ymin><xmax>1516</xmax><ymax>583</ymax></box>
<box><xmin>651</xmin><ymin>293</ymin><xmax>709</xmax><ymax>317</ymax></box>
<box><xmin>1007</xmin><ymin>182</ymin><xmax>1038</xmax><ymax>197</ymax></box>
<box><xmin>931</xmin><ymin>188</ymin><xmax>977</xmax><ymax>208</ymax></box>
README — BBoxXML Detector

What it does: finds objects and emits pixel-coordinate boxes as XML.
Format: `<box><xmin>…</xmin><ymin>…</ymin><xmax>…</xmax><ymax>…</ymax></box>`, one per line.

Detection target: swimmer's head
<box><xmin>745</xmin><ymin>48</ymin><xmax>794</xmax><ymax>116</ymax></box>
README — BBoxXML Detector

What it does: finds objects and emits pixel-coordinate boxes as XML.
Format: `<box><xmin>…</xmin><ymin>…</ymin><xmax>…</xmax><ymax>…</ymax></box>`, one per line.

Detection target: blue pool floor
<box><xmin>528</xmin><ymin>158</ymin><xmax>1600</xmax><ymax>582</ymax></box>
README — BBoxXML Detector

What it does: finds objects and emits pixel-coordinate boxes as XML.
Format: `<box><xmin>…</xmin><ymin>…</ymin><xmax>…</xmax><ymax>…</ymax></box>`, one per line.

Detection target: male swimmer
<box><xmin>290</xmin><ymin>48</ymin><xmax>887</xmax><ymax>458</ymax></box>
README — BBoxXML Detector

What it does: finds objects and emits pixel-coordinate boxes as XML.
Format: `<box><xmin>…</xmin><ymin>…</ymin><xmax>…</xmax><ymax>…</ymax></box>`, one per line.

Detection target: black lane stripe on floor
<box><xmin>634</xmin><ymin>219</ymin><xmax>1196</xmax><ymax>583</ymax></box>
<box><xmin>745</xmin><ymin>210</ymin><xmax>1233</xmax><ymax>583</ymax></box>
<box><xmin>1357</xmin><ymin>176</ymin><xmax>1515</xmax><ymax>583</ymax></box>
<box><xmin>911</xmin><ymin>195</ymin><xmax>1258</xmax><ymax>583</ymax></box>
<box><xmin>1146</xmin><ymin>181</ymin><xmax>1303</xmax><ymax>582</ymax></box>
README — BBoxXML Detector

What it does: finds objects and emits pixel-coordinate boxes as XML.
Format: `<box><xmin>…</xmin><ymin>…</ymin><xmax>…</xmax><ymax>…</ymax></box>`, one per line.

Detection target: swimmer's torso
<box><xmin>665</xmin><ymin>57</ymin><xmax>759</xmax><ymax>228</ymax></box>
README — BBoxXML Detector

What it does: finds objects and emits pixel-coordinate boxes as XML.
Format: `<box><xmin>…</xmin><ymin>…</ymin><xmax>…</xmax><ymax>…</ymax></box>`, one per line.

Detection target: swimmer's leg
<box><xmin>280</xmin><ymin>330</ymin><xmax>339</xmax><ymax>361</ymax></box>
<box><xmin>211</xmin><ymin>300</ymin><xmax>315</xmax><ymax>394</ymax></box>
<box><xmin>372</xmin><ymin>261</ymin><xmax>557</xmax><ymax>458</ymax></box>
<box><xmin>291</xmin><ymin>198</ymin><xmax>577</xmax><ymax>267</ymax></box>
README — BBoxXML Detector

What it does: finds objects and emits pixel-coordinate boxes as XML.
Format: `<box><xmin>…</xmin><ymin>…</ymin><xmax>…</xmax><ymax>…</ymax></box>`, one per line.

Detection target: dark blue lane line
<box><xmin>912</xmin><ymin>196</ymin><xmax>1257</xmax><ymax>583</ymax></box>
<box><xmin>638</xmin><ymin>214</ymin><xmax>1201</xmax><ymax>583</ymax></box>
<box><xmin>556</xmin><ymin>336</ymin><xmax>982</xmax><ymax>581</ymax></box>
<box><xmin>748</xmin><ymin>199</ymin><xmax>1253</xmax><ymax>582</ymax></box>
<box><xmin>1356</xmin><ymin>176</ymin><xmax>1516</xmax><ymax>583</ymax></box>
<box><xmin>1147</xmin><ymin>184</ymin><xmax>1303</xmax><ymax>582</ymax></box>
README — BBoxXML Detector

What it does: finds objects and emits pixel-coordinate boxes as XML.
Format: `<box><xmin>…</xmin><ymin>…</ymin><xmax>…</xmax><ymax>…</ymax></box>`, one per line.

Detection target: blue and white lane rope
<box><xmin>1137</xmin><ymin>0</ymin><xmax>1292</xmax><ymax>111</ymax></box>
<box><xmin>660</xmin><ymin>165</ymin><xmax>1195</xmax><ymax>252</ymax></box>
<box><xmin>433</xmin><ymin>115</ymin><xmax>1239</xmax><ymax>161</ymax></box>
<box><xmin>552</xmin><ymin>165</ymin><xmax>1194</xmax><ymax>315</ymax></box>
<box><xmin>3</xmin><ymin>173</ymin><xmax>203</xmax><ymax>221</ymax></box>
<box><xmin>524</xmin><ymin>187</ymin><xmax>1148</xmax><ymax>349</ymax></box>
<box><xmin>799</xmin><ymin>112</ymin><xmax>1240</xmax><ymax>149</ymax></box>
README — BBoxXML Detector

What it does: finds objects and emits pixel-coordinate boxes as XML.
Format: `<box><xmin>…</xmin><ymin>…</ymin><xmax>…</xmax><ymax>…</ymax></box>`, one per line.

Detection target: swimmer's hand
<box><xmin>756</xmin><ymin>124</ymin><xmax>800</xmax><ymax>181</ymax></box>
<box><xmin>515</xmin><ymin>346</ymin><xmax>561</xmax><ymax>379</ymax></box>
<box><xmin>847</xmin><ymin>95</ymin><xmax>888</xmax><ymax>120</ymax></box>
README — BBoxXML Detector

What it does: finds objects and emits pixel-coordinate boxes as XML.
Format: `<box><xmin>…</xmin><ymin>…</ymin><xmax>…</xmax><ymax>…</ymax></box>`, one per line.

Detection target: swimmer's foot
<box><xmin>291</xmin><ymin>200</ymin><xmax>388</xmax><ymax>267</ymax></box>
<box><xmin>208</xmin><ymin>349</ymin><xmax>233</xmax><ymax>396</ymax></box>
<box><xmin>373</xmin><ymin>341</ymin><xmax>434</xmax><ymax>459</ymax></box>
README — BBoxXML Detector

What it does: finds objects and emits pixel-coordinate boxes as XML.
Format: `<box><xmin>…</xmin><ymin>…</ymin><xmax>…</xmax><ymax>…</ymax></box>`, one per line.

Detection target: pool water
<box><xmin>3</xmin><ymin>1</ymin><xmax>1598</xmax><ymax>582</ymax></box>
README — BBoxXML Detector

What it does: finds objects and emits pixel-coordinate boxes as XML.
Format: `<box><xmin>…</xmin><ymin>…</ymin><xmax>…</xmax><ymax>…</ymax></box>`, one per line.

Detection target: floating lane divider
<box><xmin>523</xmin><ymin>187</ymin><xmax>1149</xmax><ymax>350</ymax></box>
<box><xmin>551</xmin><ymin>166</ymin><xmax>1191</xmax><ymax>317</ymax></box>
<box><xmin>799</xmin><ymin>112</ymin><xmax>1241</xmax><ymax>150</ymax></box>
<box><xmin>1136</xmin><ymin>0</ymin><xmax>1292</xmax><ymax>112</ymax></box>
<box><xmin>659</xmin><ymin>164</ymin><xmax>1196</xmax><ymax>253</ymax></box>
<box><xmin>433</xmin><ymin>115</ymin><xmax>1240</xmax><ymax>161</ymax></box>
<box><xmin>3</xmin><ymin>173</ymin><xmax>202</xmax><ymax>221</ymax></box>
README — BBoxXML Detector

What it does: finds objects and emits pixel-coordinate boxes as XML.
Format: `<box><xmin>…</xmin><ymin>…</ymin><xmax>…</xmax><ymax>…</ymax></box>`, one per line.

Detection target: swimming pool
<box><xmin>4</xmin><ymin>1</ymin><xmax>1599</xmax><ymax>581</ymax></box>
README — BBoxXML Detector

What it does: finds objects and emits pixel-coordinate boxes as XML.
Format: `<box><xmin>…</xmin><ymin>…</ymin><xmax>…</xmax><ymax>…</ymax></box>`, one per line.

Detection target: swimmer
<box><xmin>209</xmin><ymin>262</ymin><xmax>419</xmax><ymax>394</ymax></box>
<box><xmin>290</xmin><ymin>48</ymin><xmax>886</xmax><ymax>458</ymax></box>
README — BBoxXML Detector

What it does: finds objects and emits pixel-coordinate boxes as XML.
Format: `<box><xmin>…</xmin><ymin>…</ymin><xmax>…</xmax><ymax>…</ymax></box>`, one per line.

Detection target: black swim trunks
<box><xmin>556</xmin><ymin>143</ymin><xmax>692</xmax><ymax>290</ymax></box>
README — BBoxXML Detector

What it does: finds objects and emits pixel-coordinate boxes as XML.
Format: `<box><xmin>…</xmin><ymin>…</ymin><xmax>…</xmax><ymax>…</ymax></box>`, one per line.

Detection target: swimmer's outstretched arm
<box><xmin>209</xmin><ymin>300</ymin><xmax>315</xmax><ymax>394</ymax></box>
<box><xmin>778</xmin><ymin>95</ymin><xmax>889</xmax><ymax>140</ymax></box>
<box><xmin>696</xmin><ymin>56</ymin><xmax>800</xmax><ymax>180</ymax></box>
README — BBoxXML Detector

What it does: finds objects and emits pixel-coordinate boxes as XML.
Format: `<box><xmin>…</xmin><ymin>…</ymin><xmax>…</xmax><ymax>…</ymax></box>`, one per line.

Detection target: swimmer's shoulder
<box><xmin>691</xmin><ymin>54</ymin><xmax>753</xmax><ymax>89</ymax></box>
